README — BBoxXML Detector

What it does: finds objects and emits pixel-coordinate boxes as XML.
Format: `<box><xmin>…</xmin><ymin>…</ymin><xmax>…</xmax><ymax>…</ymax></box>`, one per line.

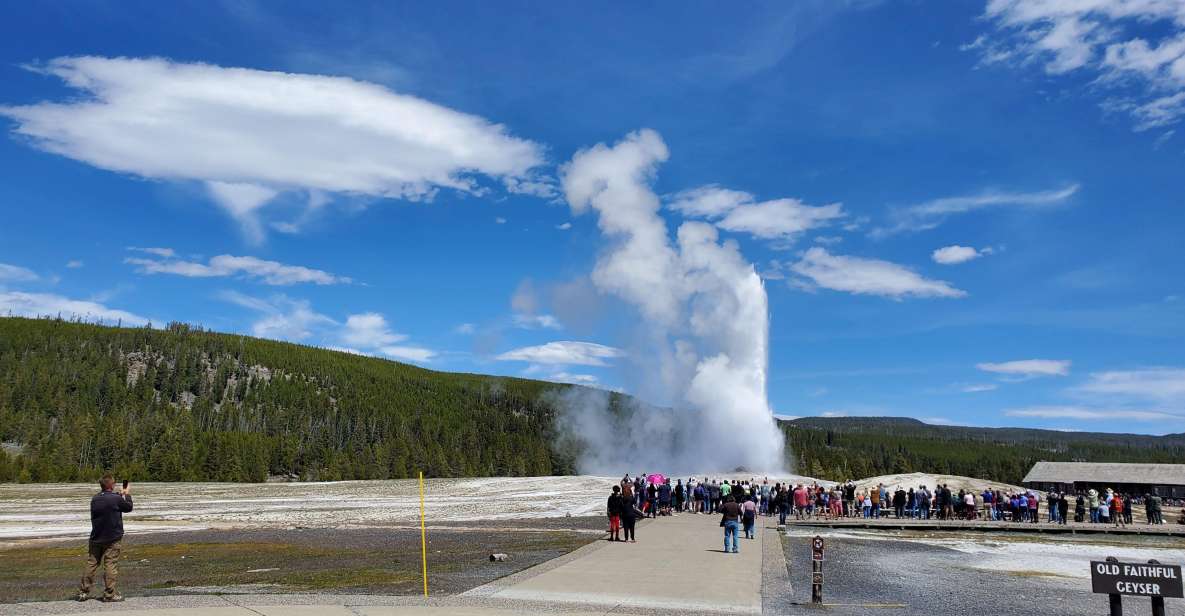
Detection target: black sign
<box><xmin>812</xmin><ymin>537</ymin><xmax>824</xmax><ymax>551</ymax></box>
<box><xmin>1090</xmin><ymin>561</ymin><xmax>1183</xmax><ymax>598</ymax></box>
<box><xmin>812</xmin><ymin>572</ymin><xmax>824</xmax><ymax>585</ymax></box>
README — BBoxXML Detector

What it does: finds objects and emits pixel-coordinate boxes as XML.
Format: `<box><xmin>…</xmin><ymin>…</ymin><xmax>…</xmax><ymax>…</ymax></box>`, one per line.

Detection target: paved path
<box><xmin>2</xmin><ymin>513</ymin><xmax>778</xmax><ymax>616</ymax></box>
<box><xmin>467</xmin><ymin>512</ymin><xmax>764</xmax><ymax>613</ymax></box>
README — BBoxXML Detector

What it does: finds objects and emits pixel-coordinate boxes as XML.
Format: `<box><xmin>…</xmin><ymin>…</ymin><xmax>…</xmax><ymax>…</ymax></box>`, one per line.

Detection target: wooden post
<box><xmin>420</xmin><ymin>471</ymin><xmax>428</xmax><ymax>598</ymax></box>
<box><xmin>1149</xmin><ymin>558</ymin><xmax>1165</xmax><ymax>616</ymax></box>
<box><xmin>1108</xmin><ymin>593</ymin><xmax>1122</xmax><ymax>616</ymax></box>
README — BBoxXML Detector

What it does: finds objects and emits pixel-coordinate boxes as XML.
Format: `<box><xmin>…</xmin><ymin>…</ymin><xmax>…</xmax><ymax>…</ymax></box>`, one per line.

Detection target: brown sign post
<box><xmin>811</xmin><ymin>536</ymin><xmax>824</xmax><ymax>604</ymax></box>
<box><xmin>1090</xmin><ymin>557</ymin><xmax>1182</xmax><ymax>616</ymax></box>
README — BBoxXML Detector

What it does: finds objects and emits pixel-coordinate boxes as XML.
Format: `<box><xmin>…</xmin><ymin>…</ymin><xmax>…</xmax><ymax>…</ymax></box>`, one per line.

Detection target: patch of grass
<box><xmin>1004</xmin><ymin>570</ymin><xmax>1072</xmax><ymax>579</ymax></box>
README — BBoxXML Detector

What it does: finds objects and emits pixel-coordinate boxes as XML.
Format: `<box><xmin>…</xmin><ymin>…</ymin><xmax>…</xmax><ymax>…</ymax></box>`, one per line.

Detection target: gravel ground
<box><xmin>771</xmin><ymin>530</ymin><xmax>1147</xmax><ymax>615</ymax></box>
<box><xmin>0</xmin><ymin>521</ymin><xmax>601</xmax><ymax>604</ymax></box>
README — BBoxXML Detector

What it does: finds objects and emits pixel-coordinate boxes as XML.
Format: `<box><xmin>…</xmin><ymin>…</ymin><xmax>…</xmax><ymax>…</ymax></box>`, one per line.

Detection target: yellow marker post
<box><xmin>419</xmin><ymin>471</ymin><xmax>428</xmax><ymax>597</ymax></box>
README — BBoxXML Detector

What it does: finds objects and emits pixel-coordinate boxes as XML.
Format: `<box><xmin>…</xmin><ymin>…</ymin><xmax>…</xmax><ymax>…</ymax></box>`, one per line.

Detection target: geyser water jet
<box><xmin>555</xmin><ymin>129</ymin><xmax>785</xmax><ymax>475</ymax></box>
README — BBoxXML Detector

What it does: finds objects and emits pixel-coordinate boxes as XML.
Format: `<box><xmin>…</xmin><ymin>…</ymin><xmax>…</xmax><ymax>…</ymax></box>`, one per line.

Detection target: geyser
<box><xmin>555</xmin><ymin>129</ymin><xmax>785</xmax><ymax>474</ymax></box>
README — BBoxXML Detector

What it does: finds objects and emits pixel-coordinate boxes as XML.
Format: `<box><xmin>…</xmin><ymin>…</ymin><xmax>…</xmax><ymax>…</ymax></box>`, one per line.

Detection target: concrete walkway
<box><xmin>1</xmin><ymin>513</ymin><xmax>775</xmax><ymax>616</ymax></box>
<box><xmin>467</xmin><ymin>512</ymin><xmax>764</xmax><ymax>613</ymax></box>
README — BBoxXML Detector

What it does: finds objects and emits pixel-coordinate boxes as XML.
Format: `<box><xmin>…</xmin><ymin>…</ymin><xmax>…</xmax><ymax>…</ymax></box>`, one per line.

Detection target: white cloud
<box><xmin>495</xmin><ymin>217</ymin><xmax>507</xmax><ymax>224</ymax></box>
<box><xmin>126</xmin><ymin>253</ymin><xmax>350</xmax><ymax>285</ymax></box>
<box><xmin>814</xmin><ymin>236</ymin><xmax>843</xmax><ymax>245</ymax></box>
<box><xmin>666</xmin><ymin>184</ymin><xmax>844</xmax><ymax>241</ymax></box>
<box><xmin>1073</xmin><ymin>367</ymin><xmax>1185</xmax><ymax>405</ymax></box>
<box><xmin>0</xmin><ymin>263</ymin><xmax>39</xmax><ymax>282</ymax></box>
<box><xmin>454</xmin><ymin>323</ymin><xmax>476</xmax><ymax>335</ymax></box>
<box><xmin>1</xmin><ymin>56</ymin><xmax>546</xmax><ymax>241</ymax></box>
<box><xmin>65</xmin><ymin>260</ymin><xmax>84</xmax><ymax>269</ymax></box>
<box><xmin>556</xmin><ymin>222</ymin><xmax>572</xmax><ymax>230</ymax></box>
<box><xmin>977</xmin><ymin>359</ymin><xmax>1072</xmax><ymax>378</ymax></box>
<box><xmin>789</xmin><ymin>247</ymin><xmax>967</xmax><ymax>299</ymax></box>
<box><xmin>496</xmin><ymin>341</ymin><xmax>624</xmax><ymax>366</ymax></box>
<box><xmin>932</xmin><ymin>245</ymin><xmax>990</xmax><ymax>265</ymax></box>
<box><xmin>874</xmin><ymin>185</ymin><xmax>1078</xmax><ymax>236</ymax></box>
<box><xmin>0</xmin><ymin>290</ymin><xmax>148</xmax><ymax>325</ymax></box>
<box><xmin>342</xmin><ymin>312</ymin><xmax>406</xmax><ymax>347</ymax></box>
<box><xmin>961</xmin><ymin>383</ymin><xmax>999</xmax><ymax>393</ymax></box>
<box><xmin>1005</xmin><ymin>406</ymin><xmax>1184</xmax><ymax>422</ymax></box>
<box><xmin>971</xmin><ymin>2</ymin><xmax>1185</xmax><ymax>129</ymax></box>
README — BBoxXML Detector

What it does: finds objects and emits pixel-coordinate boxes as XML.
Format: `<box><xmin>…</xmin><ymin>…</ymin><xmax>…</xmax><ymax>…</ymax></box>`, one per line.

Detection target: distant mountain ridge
<box><xmin>787</xmin><ymin>416</ymin><xmax>1185</xmax><ymax>446</ymax></box>
<box><xmin>779</xmin><ymin>416</ymin><xmax>1185</xmax><ymax>484</ymax></box>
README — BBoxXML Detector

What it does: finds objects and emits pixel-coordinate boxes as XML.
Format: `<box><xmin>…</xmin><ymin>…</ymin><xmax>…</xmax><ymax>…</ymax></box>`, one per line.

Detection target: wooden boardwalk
<box><xmin>785</xmin><ymin>517</ymin><xmax>1185</xmax><ymax>537</ymax></box>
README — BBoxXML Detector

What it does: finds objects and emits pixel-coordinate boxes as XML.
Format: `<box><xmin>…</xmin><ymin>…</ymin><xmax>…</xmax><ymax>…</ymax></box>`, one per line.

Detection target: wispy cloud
<box><xmin>1005</xmin><ymin>406</ymin><xmax>1184</xmax><ymax>422</ymax></box>
<box><xmin>667</xmin><ymin>184</ymin><xmax>844</xmax><ymax>242</ymax></box>
<box><xmin>1072</xmin><ymin>367</ymin><xmax>1185</xmax><ymax>405</ymax></box>
<box><xmin>977</xmin><ymin>359</ymin><xmax>1072</xmax><ymax>379</ymax></box>
<box><xmin>0</xmin><ymin>290</ymin><xmax>147</xmax><ymax>325</ymax></box>
<box><xmin>873</xmin><ymin>185</ymin><xmax>1078</xmax><ymax>237</ymax></box>
<box><xmin>0</xmin><ymin>263</ymin><xmax>39</xmax><ymax>282</ymax></box>
<box><xmin>127</xmin><ymin>247</ymin><xmax>175</xmax><ymax>258</ymax></box>
<box><xmin>789</xmin><ymin>247</ymin><xmax>966</xmax><ymax>299</ymax></box>
<box><xmin>509</xmin><ymin>278</ymin><xmax>563</xmax><ymax>330</ymax></box>
<box><xmin>496</xmin><ymin>341</ymin><xmax>624</xmax><ymax>366</ymax></box>
<box><xmin>549</xmin><ymin>372</ymin><xmax>599</xmax><ymax>385</ymax></box>
<box><xmin>221</xmin><ymin>291</ymin><xmax>335</xmax><ymax>341</ymax></box>
<box><xmin>967</xmin><ymin>2</ymin><xmax>1185</xmax><ymax>130</ymax></box>
<box><xmin>961</xmin><ymin>383</ymin><xmax>999</xmax><ymax>393</ymax></box>
<box><xmin>512</xmin><ymin>314</ymin><xmax>562</xmax><ymax>330</ymax></box>
<box><xmin>220</xmin><ymin>292</ymin><xmax>436</xmax><ymax>362</ymax></box>
<box><xmin>126</xmin><ymin>252</ymin><xmax>350</xmax><ymax>285</ymax></box>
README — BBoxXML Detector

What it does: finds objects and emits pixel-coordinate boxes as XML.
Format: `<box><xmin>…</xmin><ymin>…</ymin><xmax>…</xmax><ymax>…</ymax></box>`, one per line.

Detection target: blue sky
<box><xmin>1</xmin><ymin>1</ymin><xmax>1182</xmax><ymax>434</ymax></box>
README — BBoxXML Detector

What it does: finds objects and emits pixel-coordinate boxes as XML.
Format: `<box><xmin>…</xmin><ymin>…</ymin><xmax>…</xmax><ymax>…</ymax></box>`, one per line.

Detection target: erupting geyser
<box><xmin>554</xmin><ymin>129</ymin><xmax>785</xmax><ymax>475</ymax></box>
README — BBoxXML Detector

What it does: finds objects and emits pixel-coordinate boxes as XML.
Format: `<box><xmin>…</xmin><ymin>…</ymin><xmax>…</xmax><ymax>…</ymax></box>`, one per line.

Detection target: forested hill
<box><xmin>781</xmin><ymin>416</ymin><xmax>1185</xmax><ymax>485</ymax></box>
<box><xmin>4</xmin><ymin>317</ymin><xmax>1184</xmax><ymax>486</ymax></box>
<box><xmin>0</xmin><ymin>317</ymin><xmax>584</xmax><ymax>482</ymax></box>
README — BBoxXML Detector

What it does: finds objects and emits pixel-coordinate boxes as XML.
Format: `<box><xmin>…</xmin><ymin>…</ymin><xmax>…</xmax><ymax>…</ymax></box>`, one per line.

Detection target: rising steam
<box><xmin>555</xmin><ymin>129</ymin><xmax>785</xmax><ymax>474</ymax></box>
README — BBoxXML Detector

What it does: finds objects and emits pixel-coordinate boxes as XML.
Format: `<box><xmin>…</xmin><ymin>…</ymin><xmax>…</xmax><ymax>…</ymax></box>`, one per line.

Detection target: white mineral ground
<box><xmin>782</xmin><ymin>526</ymin><xmax>1185</xmax><ymax>580</ymax></box>
<box><xmin>850</xmin><ymin>472</ymin><xmax>1030</xmax><ymax>494</ymax></box>
<box><xmin>0</xmin><ymin>472</ymin><xmax>827</xmax><ymax>541</ymax></box>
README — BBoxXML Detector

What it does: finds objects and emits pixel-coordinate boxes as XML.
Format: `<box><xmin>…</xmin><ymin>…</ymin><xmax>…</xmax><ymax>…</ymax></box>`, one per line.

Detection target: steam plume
<box><xmin>556</xmin><ymin>130</ymin><xmax>785</xmax><ymax>474</ymax></box>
